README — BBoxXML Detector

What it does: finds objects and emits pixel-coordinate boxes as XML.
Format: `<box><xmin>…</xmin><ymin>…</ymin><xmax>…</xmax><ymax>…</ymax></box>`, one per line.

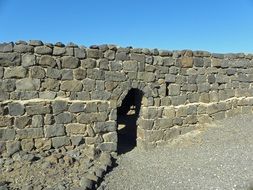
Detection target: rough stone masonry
<box><xmin>1</xmin><ymin>40</ymin><xmax>253</xmax><ymax>158</ymax></box>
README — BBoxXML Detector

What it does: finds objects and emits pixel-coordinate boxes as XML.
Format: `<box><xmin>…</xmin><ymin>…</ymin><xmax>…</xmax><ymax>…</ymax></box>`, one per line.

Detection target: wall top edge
<box><xmin>0</xmin><ymin>40</ymin><xmax>252</xmax><ymax>59</ymax></box>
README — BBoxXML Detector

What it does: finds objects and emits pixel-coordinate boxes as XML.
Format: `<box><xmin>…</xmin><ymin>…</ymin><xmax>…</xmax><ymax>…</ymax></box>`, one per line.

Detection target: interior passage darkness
<box><xmin>117</xmin><ymin>89</ymin><xmax>143</xmax><ymax>154</ymax></box>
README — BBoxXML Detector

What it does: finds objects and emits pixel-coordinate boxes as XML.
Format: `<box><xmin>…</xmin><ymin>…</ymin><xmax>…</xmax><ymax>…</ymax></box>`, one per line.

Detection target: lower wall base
<box><xmin>0</xmin><ymin>98</ymin><xmax>114</xmax><ymax>158</ymax></box>
<box><xmin>136</xmin><ymin>96</ymin><xmax>253</xmax><ymax>149</ymax></box>
<box><xmin>1</xmin><ymin>96</ymin><xmax>253</xmax><ymax>156</ymax></box>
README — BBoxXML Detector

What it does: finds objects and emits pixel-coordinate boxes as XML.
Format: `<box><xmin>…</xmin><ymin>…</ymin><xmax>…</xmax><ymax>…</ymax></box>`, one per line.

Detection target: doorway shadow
<box><xmin>117</xmin><ymin>89</ymin><xmax>143</xmax><ymax>155</ymax></box>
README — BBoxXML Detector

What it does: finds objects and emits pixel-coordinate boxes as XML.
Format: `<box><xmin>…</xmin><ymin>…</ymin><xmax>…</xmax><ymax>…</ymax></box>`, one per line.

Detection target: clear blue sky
<box><xmin>0</xmin><ymin>0</ymin><xmax>253</xmax><ymax>53</ymax></box>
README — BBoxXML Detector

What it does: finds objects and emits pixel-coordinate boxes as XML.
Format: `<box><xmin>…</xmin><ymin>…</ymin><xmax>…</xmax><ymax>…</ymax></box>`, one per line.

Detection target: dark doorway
<box><xmin>117</xmin><ymin>89</ymin><xmax>143</xmax><ymax>155</ymax></box>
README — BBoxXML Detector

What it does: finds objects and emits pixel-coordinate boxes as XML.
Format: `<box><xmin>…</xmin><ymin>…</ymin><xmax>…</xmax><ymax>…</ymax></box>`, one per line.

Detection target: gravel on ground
<box><xmin>101</xmin><ymin>114</ymin><xmax>253</xmax><ymax>190</ymax></box>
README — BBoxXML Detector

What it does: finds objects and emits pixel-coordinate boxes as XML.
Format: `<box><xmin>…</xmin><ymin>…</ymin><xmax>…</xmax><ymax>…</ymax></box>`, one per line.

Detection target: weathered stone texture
<box><xmin>0</xmin><ymin>52</ymin><xmax>20</xmax><ymax>66</ymax></box>
<box><xmin>16</xmin><ymin>128</ymin><xmax>44</xmax><ymax>139</ymax></box>
<box><xmin>105</xmin><ymin>71</ymin><xmax>126</xmax><ymax>81</ymax></box>
<box><xmin>8</xmin><ymin>102</ymin><xmax>25</xmax><ymax>116</ymax></box>
<box><xmin>40</xmin><ymin>90</ymin><xmax>56</xmax><ymax>99</ymax></box>
<box><xmin>104</xmin><ymin>50</ymin><xmax>115</xmax><ymax>60</ymax></box>
<box><xmin>42</xmin><ymin>78</ymin><xmax>60</xmax><ymax>91</ymax></box>
<box><xmin>14</xmin><ymin>116</ymin><xmax>31</xmax><ymax>129</ymax></box>
<box><xmin>35</xmin><ymin>138</ymin><xmax>51</xmax><ymax>150</ymax></box>
<box><xmin>21</xmin><ymin>139</ymin><xmax>34</xmax><ymax>151</ymax></box>
<box><xmin>81</xmin><ymin>58</ymin><xmax>96</xmax><ymax>69</ymax></box>
<box><xmin>62</xmin><ymin>56</ymin><xmax>79</xmax><ymax>68</ymax></box>
<box><xmin>55</xmin><ymin>112</ymin><xmax>73</xmax><ymax>124</ymax></box>
<box><xmin>6</xmin><ymin>141</ymin><xmax>20</xmax><ymax>156</ymax></box>
<box><xmin>52</xmin><ymin>136</ymin><xmax>70</xmax><ymax>148</ymax></box>
<box><xmin>30</xmin><ymin>66</ymin><xmax>45</xmax><ymax>78</ymax></box>
<box><xmin>53</xmin><ymin>47</ymin><xmax>66</xmax><ymax>56</ymax></box>
<box><xmin>61</xmin><ymin>80</ymin><xmax>83</xmax><ymax>91</ymax></box>
<box><xmin>0</xmin><ymin>116</ymin><xmax>12</xmax><ymax>127</ymax></box>
<box><xmin>39</xmin><ymin>55</ymin><xmax>56</xmax><ymax>67</ymax></box>
<box><xmin>46</xmin><ymin>68</ymin><xmax>62</xmax><ymax>79</ymax></box>
<box><xmin>71</xmin><ymin>136</ymin><xmax>84</xmax><ymax>146</ymax></box>
<box><xmin>73</xmin><ymin>68</ymin><xmax>86</xmax><ymax>79</ymax></box>
<box><xmin>77</xmin><ymin>112</ymin><xmax>107</xmax><ymax>124</ymax></box>
<box><xmin>26</xmin><ymin>103</ymin><xmax>51</xmax><ymax>115</ymax></box>
<box><xmin>98</xmin><ymin>142</ymin><xmax>117</xmax><ymax>152</ymax></box>
<box><xmin>1</xmin><ymin>40</ymin><xmax>253</xmax><ymax>155</ymax></box>
<box><xmin>123</xmin><ymin>60</ymin><xmax>138</xmax><ymax>72</ymax></box>
<box><xmin>14</xmin><ymin>44</ymin><xmax>33</xmax><ymax>53</ymax></box>
<box><xmin>44</xmin><ymin>124</ymin><xmax>65</xmax><ymax>137</ymax></box>
<box><xmin>180</xmin><ymin>57</ymin><xmax>193</xmax><ymax>68</ymax></box>
<box><xmin>168</xmin><ymin>84</ymin><xmax>180</xmax><ymax>96</ymax></box>
<box><xmin>34</xmin><ymin>46</ymin><xmax>52</xmax><ymax>55</ymax></box>
<box><xmin>0</xmin><ymin>128</ymin><xmax>15</xmax><ymax>141</ymax></box>
<box><xmin>52</xmin><ymin>101</ymin><xmax>68</xmax><ymax>114</ymax></box>
<box><xmin>87</xmin><ymin>49</ymin><xmax>100</xmax><ymax>59</ymax></box>
<box><xmin>4</xmin><ymin>66</ymin><xmax>27</xmax><ymax>78</ymax></box>
<box><xmin>69</xmin><ymin>102</ymin><xmax>85</xmax><ymax>113</ymax></box>
<box><xmin>0</xmin><ymin>67</ymin><xmax>3</xmax><ymax>79</ymax></box>
<box><xmin>0</xmin><ymin>42</ymin><xmax>13</xmax><ymax>52</ymax></box>
<box><xmin>156</xmin><ymin>118</ymin><xmax>173</xmax><ymax>129</ymax></box>
<box><xmin>32</xmin><ymin>115</ymin><xmax>43</xmax><ymax>128</ymax></box>
<box><xmin>29</xmin><ymin>40</ymin><xmax>43</xmax><ymax>46</ymax></box>
<box><xmin>0</xmin><ymin>79</ymin><xmax>15</xmax><ymax>92</ymax></box>
<box><xmin>87</xmin><ymin>68</ymin><xmax>105</xmax><ymax>80</ymax></box>
<box><xmin>103</xmin><ymin>132</ymin><xmax>117</xmax><ymax>143</ymax></box>
<box><xmin>65</xmin><ymin>123</ymin><xmax>86</xmax><ymax>135</ymax></box>
<box><xmin>62</xmin><ymin>69</ymin><xmax>73</xmax><ymax>80</ymax></box>
<box><xmin>93</xmin><ymin>121</ymin><xmax>116</xmax><ymax>133</ymax></box>
<box><xmin>16</xmin><ymin>78</ymin><xmax>40</xmax><ymax>91</ymax></box>
<box><xmin>74</xmin><ymin>48</ymin><xmax>86</xmax><ymax>58</ymax></box>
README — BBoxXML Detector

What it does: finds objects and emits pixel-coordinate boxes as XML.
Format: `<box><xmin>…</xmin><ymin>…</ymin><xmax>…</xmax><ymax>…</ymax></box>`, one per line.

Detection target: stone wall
<box><xmin>1</xmin><ymin>40</ymin><xmax>253</xmax><ymax>156</ymax></box>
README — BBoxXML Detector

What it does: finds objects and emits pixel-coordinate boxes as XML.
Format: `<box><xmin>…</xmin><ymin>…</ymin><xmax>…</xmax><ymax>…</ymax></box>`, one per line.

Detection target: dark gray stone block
<box><xmin>8</xmin><ymin>102</ymin><xmax>24</xmax><ymax>116</ymax></box>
